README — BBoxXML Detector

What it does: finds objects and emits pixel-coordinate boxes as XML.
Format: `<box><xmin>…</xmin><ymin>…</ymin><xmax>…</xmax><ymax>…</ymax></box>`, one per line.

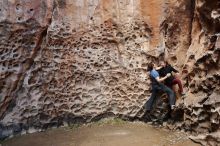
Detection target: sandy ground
<box><xmin>2</xmin><ymin>121</ymin><xmax>200</xmax><ymax>146</ymax></box>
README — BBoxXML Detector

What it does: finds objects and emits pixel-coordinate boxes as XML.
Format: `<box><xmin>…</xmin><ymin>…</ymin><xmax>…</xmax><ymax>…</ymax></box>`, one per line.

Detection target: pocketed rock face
<box><xmin>167</xmin><ymin>0</ymin><xmax>220</xmax><ymax>145</ymax></box>
<box><xmin>0</xmin><ymin>0</ymin><xmax>170</xmax><ymax>138</ymax></box>
<box><xmin>0</xmin><ymin>0</ymin><xmax>53</xmax><ymax>137</ymax></box>
<box><xmin>0</xmin><ymin>0</ymin><xmax>219</xmax><ymax>145</ymax></box>
<box><xmin>161</xmin><ymin>0</ymin><xmax>195</xmax><ymax>66</ymax></box>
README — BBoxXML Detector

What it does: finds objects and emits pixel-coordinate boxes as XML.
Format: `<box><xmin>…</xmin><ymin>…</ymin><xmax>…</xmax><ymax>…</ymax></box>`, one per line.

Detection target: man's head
<box><xmin>147</xmin><ymin>63</ymin><xmax>154</xmax><ymax>71</ymax></box>
<box><xmin>160</xmin><ymin>60</ymin><xmax>169</xmax><ymax>67</ymax></box>
<box><xmin>160</xmin><ymin>61</ymin><xmax>166</xmax><ymax>67</ymax></box>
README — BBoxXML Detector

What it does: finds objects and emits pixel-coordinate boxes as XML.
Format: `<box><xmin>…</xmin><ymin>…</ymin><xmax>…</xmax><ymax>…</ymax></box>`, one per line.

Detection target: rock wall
<box><xmin>176</xmin><ymin>1</ymin><xmax>220</xmax><ymax>145</ymax></box>
<box><xmin>0</xmin><ymin>0</ymin><xmax>219</xmax><ymax>145</ymax></box>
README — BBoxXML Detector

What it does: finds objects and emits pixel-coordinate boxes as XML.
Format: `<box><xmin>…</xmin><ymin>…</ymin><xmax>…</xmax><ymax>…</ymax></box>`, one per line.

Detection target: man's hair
<box><xmin>147</xmin><ymin>63</ymin><xmax>154</xmax><ymax>71</ymax></box>
<box><xmin>165</xmin><ymin>60</ymin><xmax>170</xmax><ymax>66</ymax></box>
<box><xmin>161</xmin><ymin>60</ymin><xmax>170</xmax><ymax>66</ymax></box>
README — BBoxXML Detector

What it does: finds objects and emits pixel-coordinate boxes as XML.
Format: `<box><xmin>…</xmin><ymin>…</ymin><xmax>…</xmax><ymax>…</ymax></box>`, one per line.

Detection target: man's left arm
<box><xmin>170</xmin><ymin>66</ymin><xmax>178</xmax><ymax>73</ymax></box>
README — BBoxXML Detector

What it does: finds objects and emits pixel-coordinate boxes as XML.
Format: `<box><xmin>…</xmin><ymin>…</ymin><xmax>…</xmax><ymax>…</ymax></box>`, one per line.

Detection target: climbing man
<box><xmin>146</xmin><ymin>63</ymin><xmax>176</xmax><ymax>111</ymax></box>
<box><xmin>157</xmin><ymin>60</ymin><xmax>185</xmax><ymax>96</ymax></box>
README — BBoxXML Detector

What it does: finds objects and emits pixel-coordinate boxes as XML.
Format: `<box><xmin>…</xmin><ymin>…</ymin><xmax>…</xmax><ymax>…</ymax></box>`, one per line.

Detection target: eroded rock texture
<box><xmin>0</xmin><ymin>0</ymin><xmax>219</xmax><ymax>145</ymax></box>
<box><xmin>0</xmin><ymin>0</ymin><xmax>167</xmax><ymax>138</ymax></box>
<box><xmin>178</xmin><ymin>1</ymin><xmax>220</xmax><ymax>145</ymax></box>
<box><xmin>165</xmin><ymin>1</ymin><xmax>220</xmax><ymax>145</ymax></box>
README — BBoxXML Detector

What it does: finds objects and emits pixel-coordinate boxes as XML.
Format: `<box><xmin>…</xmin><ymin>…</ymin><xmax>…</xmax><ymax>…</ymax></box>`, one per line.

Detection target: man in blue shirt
<box><xmin>146</xmin><ymin>63</ymin><xmax>176</xmax><ymax>111</ymax></box>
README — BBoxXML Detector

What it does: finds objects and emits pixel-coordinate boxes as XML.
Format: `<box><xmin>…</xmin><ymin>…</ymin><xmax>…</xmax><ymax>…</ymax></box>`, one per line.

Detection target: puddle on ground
<box><xmin>2</xmin><ymin>121</ymin><xmax>200</xmax><ymax>146</ymax></box>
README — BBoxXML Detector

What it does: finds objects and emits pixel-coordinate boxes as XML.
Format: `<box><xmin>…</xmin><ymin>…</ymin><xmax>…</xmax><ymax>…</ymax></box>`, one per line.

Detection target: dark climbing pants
<box><xmin>146</xmin><ymin>84</ymin><xmax>175</xmax><ymax>111</ymax></box>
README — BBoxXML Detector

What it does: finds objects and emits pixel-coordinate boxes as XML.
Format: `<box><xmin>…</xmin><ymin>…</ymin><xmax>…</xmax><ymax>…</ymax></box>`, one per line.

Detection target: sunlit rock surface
<box><xmin>0</xmin><ymin>0</ymin><xmax>219</xmax><ymax>145</ymax></box>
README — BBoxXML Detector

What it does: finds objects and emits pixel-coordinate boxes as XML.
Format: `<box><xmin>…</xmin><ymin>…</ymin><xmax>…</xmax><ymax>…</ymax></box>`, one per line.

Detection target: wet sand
<box><xmin>2</xmin><ymin>120</ymin><xmax>200</xmax><ymax>146</ymax></box>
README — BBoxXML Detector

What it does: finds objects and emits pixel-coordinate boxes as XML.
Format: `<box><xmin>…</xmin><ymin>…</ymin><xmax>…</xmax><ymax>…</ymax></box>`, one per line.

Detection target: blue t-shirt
<box><xmin>150</xmin><ymin>69</ymin><xmax>159</xmax><ymax>79</ymax></box>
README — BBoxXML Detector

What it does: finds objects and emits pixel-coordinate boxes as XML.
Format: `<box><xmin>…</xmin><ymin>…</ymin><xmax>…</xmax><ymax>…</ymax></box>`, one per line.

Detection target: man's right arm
<box><xmin>155</xmin><ymin>73</ymin><xmax>171</xmax><ymax>82</ymax></box>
